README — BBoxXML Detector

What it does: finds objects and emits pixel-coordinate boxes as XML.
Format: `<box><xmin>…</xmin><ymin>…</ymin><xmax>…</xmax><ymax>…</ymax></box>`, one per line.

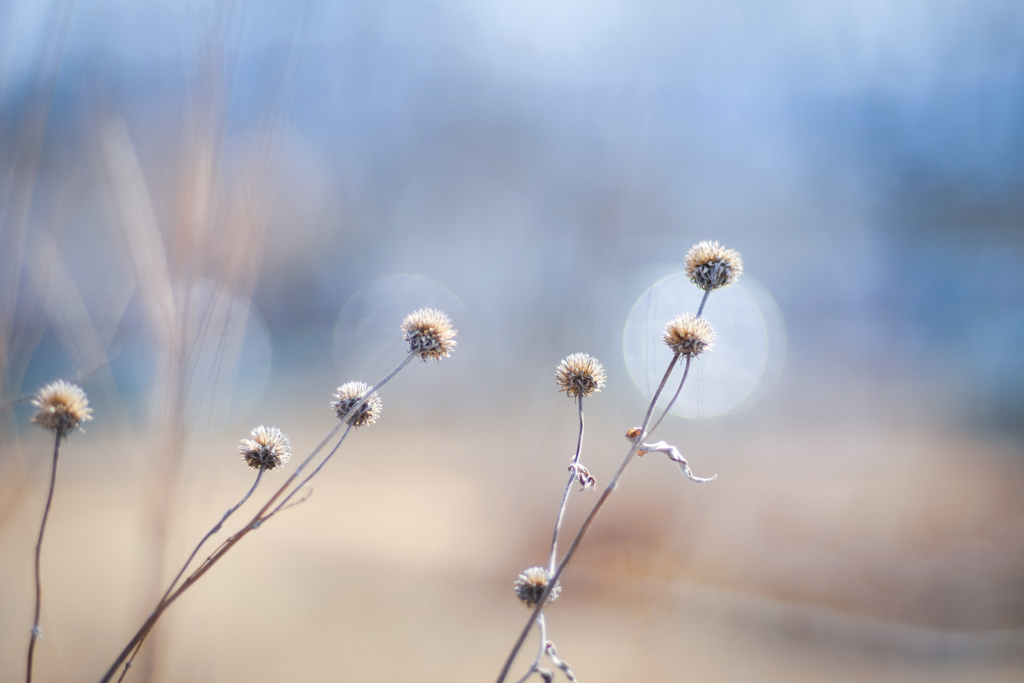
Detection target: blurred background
<box><xmin>2</xmin><ymin>0</ymin><xmax>1023</xmax><ymax>681</ymax></box>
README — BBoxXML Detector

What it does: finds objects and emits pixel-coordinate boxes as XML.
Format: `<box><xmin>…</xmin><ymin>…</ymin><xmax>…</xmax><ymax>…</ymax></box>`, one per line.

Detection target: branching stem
<box><xmin>497</xmin><ymin>353</ymin><xmax>680</xmax><ymax>682</ymax></box>
<box><xmin>116</xmin><ymin>469</ymin><xmax>266</xmax><ymax>681</ymax></box>
<box><xmin>100</xmin><ymin>352</ymin><xmax>416</xmax><ymax>683</ymax></box>
<box><xmin>647</xmin><ymin>355</ymin><xmax>693</xmax><ymax>436</ymax></box>
<box><xmin>498</xmin><ymin>285</ymin><xmax>718</xmax><ymax>682</ymax></box>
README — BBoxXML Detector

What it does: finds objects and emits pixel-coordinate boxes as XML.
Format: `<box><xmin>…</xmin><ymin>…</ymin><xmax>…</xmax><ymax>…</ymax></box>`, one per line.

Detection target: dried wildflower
<box><xmin>514</xmin><ymin>566</ymin><xmax>561</xmax><ymax>608</ymax></box>
<box><xmin>555</xmin><ymin>353</ymin><xmax>606</xmax><ymax>398</ymax></box>
<box><xmin>663</xmin><ymin>313</ymin><xmax>715</xmax><ymax>357</ymax></box>
<box><xmin>332</xmin><ymin>381</ymin><xmax>382</xmax><ymax>428</ymax></box>
<box><xmin>685</xmin><ymin>240</ymin><xmax>743</xmax><ymax>291</ymax></box>
<box><xmin>239</xmin><ymin>426</ymin><xmax>291</xmax><ymax>472</ymax></box>
<box><xmin>402</xmin><ymin>308</ymin><xmax>457</xmax><ymax>361</ymax></box>
<box><xmin>30</xmin><ymin>380</ymin><xmax>93</xmax><ymax>435</ymax></box>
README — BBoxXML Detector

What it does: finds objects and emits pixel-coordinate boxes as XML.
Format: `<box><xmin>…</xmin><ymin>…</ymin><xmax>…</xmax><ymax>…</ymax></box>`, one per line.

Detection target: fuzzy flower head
<box><xmin>555</xmin><ymin>353</ymin><xmax>607</xmax><ymax>399</ymax></box>
<box><xmin>239</xmin><ymin>426</ymin><xmax>291</xmax><ymax>472</ymax></box>
<box><xmin>30</xmin><ymin>380</ymin><xmax>93</xmax><ymax>435</ymax></box>
<box><xmin>332</xmin><ymin>381</ymin><xmax>382</xmax><ymax>428</ymax></box>
<box><xmin>514</xmin><ymin>566</ymin><xmax>561</xmax><ymax>608</ymax></box>
<box><xmin>685</xmin><ymin>240</ymin><xmax>743</xmax><ymax>291</ymax></box>
<box><xmin>663</xmin><ymin>313</ymin><xmax>715</xmax><ymax>357</ymax></box>
<box><xmin>402</xmin><ymin>308</ymin><xmax>457</xmax><ymax>361</ymax></box>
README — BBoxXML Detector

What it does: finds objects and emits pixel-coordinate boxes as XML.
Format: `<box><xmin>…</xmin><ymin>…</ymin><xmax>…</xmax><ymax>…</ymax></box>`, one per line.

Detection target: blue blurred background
<box><xmin>2</xmin><ymin>1</ymin><xmax>1023</xmax><ymax>681</ymax></box>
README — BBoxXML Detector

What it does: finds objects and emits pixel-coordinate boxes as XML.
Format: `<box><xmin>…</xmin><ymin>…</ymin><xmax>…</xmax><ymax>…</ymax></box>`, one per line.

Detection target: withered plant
<box><xmin>498</xmin><ymin>241</ymin><xmax>742</xmax><ymax>683</ymax></box>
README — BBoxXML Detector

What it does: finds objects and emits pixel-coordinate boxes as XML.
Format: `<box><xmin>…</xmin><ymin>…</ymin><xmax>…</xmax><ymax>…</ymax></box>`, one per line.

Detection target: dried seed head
<box><xmin>514</xmin><ymin>566</ymin><xmax>561</xmax><ymax>608</ymax></box>
<box><xmin>332</xmin><ymin>381</ymin><xmax>382</xmax><ymax>428</ymax></box>
<box><xmin>555</xmin><ymin>353</ymin><xmax>606</xmax><ymax>398</ymax></box>
<box><xmin>685</xmin><ymin>240</ymin><xmax>743</xmax><ymax>291</ymax></box>
<box><xmin>663</xmin><ymin>313</ymin><xmax>715</xmax><ymax>357</ymax></box>
<box><xmin>30</xmin><ymin>380</ymin><xmax>93</xmax><ymax>435</ymax></box>
<box><xmin>239</xmin><ymin>426</ymin><xmax>292</xmax><ymax>472</ymax></box>
<box><xmin>401</xmin><ymin>308</ymin><xmax>457</xmax><ymax>361</ymax></box>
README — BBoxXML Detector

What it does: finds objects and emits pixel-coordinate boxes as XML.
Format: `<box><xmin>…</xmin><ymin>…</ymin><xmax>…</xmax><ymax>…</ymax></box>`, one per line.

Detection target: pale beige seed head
<box><xmin>555</xmin><ymin>353</ymin><xmax>607</xmax><ymax>398</ymax></box>
<box><xmin>30</xmin><ymin>380</ymin><xmax>93</xmax><ymax>435</ymax></box>
<box><xmin>663</xmin><ymin>313</ymin><xmax>715</xmax><ymax>357</ymax></box>
<box><xmin>332</xmin><ymin>381</ymin><xmax>382</xmax><ymax>428</ymax></box>
<box><xmin>685</xmin><ymin>240</ymin><xmax>743</xmax><ymax>291</ymax></box>
<box><xmin>514</xmin><ymin>566</ymin><xmax>561</xmax><ymax>608</ymax></box>
<box><xmin>402</xmin><ymin>308</ymin><xmax>457</xmax><ymax>361</ymax></box>
<box><xmin>239</xmin><ymin>425</ymin><xmax>292</xmax><ymax>472</ymax></box>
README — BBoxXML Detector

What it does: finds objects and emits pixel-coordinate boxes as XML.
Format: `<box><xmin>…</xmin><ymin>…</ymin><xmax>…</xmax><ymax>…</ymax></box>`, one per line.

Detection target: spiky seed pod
<box><xmin>685</xmin><ymin>240</ymin><xmax>743</xmax><ymax>291</ymax></box>
<box><xmin>30</xmin><ymin>380</ymin><xmax>93</xmax><ymax>435</ymax></box>
<box><xmin>555</xmin><ymin>353</ymin><xmax>606</xmax><ymax>398</ymax></box>
<box><xmin>239</xmin><ymin>426</ymin><xmax>292</xmax><ymax>472</ymax></box>
<box><xmin>332</xmin><ymin>381</ymin><xmax>382</xmax><ymax>428</ymax></box>
<box><xmin>401</xmin><ymin>308</ymin><xmax>457</xmax><ymax>361</ymax></box>
<box><xmin>514</xmin><ymin>566</ymin><xmax>561</xmax><ymax>608</ymax></box>
<box><xmin>663</xmin><ymin>313</ymin><xmax>715</xmax><ymax>357</ymax></box>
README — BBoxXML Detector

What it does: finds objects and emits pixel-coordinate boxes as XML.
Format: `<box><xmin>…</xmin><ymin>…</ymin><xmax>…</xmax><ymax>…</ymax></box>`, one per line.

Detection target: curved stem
<box><xmin>496</xmin><ymin>354</ymin><xmax>680</xmax><ymax>683</ymax></box>
<box><xmin>26</xmin><ymin>432</ymin><xmax>63</xmax><ymax>683</ymax></box>
<box><xmin>100</xmin><ymin>353</ymin><xmax>415</xmax><ymax>683</ymax></box>
<box><xmin>548</xmin><ymin>395</ymin><xmax>584</xmax><ymax>575</ymax></box>
<box><xmin>116</xmin><ymin>469</ymin><xmax>266</xmax><ymax>681</ymax></box>
<box><xmin>513</xmin><ymin>614</ymin><xmax>547</xmax><ymax>683</ymax></box>
<box><xmin>646</xmin><ymin>355</ymin><xmax>693</xmax><ymax>436</ymax></box>
<box><xmin>264</xmin><ymin>424</ymin><xmax>353</xmax><ymax>520</ymax></box>
<box><xmin>648</xmin><ymin>287</ymin><xmax>711</xmax><ymax>435</ymax></box>
<box><xmin>695</xmin><ymin>287</ymin><xmax>711</xmax><ymax>318</ymax></box>
<box><xmin>168</xmin><ymin>469</ymin><xmax>264</xmax><ymax>600</ymax></box>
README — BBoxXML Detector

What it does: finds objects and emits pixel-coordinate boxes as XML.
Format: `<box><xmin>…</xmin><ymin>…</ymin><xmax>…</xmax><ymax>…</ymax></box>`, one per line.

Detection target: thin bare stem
<box><xmin>695</xmin><ymin>287</ymin><xmax>711</xmax><ymax>318</ymax></box>
<box><xmin>168</xmin><ymin>469</ymin><xmax>263</xmax><ymax>598</ymax></box>
<box><xmin>176</xmin><ymin>425</ymin><xmax>350</xmax><ymax>586</ymax></box>
<box><xmin>646</xmin><ymin>355</ymin><xmax>693</xmax><ymax>435</ymax></box>
<box><xmin>26</xmin><ymin>431</ymin><xmax>62</xmax><ymax>683</ymax></box>
<box><xmin>116</xmin><ymin>469</ymin><xmax>266</xmax><ymax>681</ymax></box>
<box><xmin>262</xmin><ymin>423</ymin><xmax>353</xmax><ymax>521</ymax></box>
<box><xmin>513</xmin><ymin>614</ymin><xmax>547</xmax><ymax>683</ymax></box>
<box><xmin>268</xmin><ymin>486</ymin><xmax>313</xmax><ymax>515</ymax></box>
<box><xmin>648</xmin><ymin>287</ymin><xmax>712</xmax><ymax>435</ymax></box>
<box><xmin>100</xmin><ymin>352</ymin><xmax>416</xmax><ymax>683</ymax></box>
<box><xmin>497</xmin><ymin>354</ymin><xmax>680</xmax><ymax>683</ymax></box>
<box><xmin>548</xmin><ymin>395</ymin><xmax>584</xmax><ymax>575</ymax></box>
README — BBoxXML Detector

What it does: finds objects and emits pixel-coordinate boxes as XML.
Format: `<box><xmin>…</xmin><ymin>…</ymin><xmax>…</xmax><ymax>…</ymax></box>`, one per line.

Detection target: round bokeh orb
<box><xmin>332</xmin><ymin>274</ymin><xmax>468</xmax><ymax>380</ymax></box>
<box><xmin>622</xmin><ymin>274</ymin><xmax>786</xmax><ymax>418</ymax></box>
<box><xmin>146</xmin><ymin>280</ymin><xmax>272</xmax><ymax>428</ymax></box>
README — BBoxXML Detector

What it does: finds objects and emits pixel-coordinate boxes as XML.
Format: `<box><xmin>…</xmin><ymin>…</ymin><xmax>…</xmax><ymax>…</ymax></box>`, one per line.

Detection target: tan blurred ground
<box><xmin>2</xmin><ymin>403</ymin><xmax>1023</xmax><ymax>683</ymax></box>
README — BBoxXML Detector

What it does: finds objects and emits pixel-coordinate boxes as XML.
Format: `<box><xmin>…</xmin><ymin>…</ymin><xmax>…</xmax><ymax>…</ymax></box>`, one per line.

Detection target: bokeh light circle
<box><xmin>332</xmin><ymin>274</ymin><xmax>468</xmax><ymax>380</ymax></box>
<box><xmin>171</xmin><ymin>280</ymin><xmax>272</xmax><ymax>428</ymax></box>
<box><xmin>622</xmin><ymin>274</ymin><xmax>786</xmax><ymax>418</ymax></box>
